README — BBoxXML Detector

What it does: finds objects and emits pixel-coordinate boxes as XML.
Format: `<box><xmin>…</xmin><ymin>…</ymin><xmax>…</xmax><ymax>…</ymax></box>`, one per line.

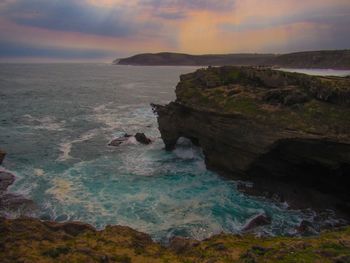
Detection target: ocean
<box><xmin>1</xmin><ymin>64</ymin><xmax>347</xmax><ymax>241</ymax></box>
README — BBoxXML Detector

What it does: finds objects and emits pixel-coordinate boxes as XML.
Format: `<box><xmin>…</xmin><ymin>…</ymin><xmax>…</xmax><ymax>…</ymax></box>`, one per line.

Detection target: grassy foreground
<box><xmin>1</xmin><ymin>217</ymin><xmax>350</xmax><ymax>263</ymax></box>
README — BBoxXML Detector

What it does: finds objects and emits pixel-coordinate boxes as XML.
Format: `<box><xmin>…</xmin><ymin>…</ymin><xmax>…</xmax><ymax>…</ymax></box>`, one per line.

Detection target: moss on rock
<box><xmin>1</xmin><ymin>218</ymin><xmax>350</xmax><ymax>262</ymax></box>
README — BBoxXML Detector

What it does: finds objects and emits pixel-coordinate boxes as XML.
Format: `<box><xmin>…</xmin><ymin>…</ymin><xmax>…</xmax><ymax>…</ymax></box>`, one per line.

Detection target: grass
<box><xmin>175</xmin><ymin>67</ymin><xmax>350</xmax><ymax>136</ymax></box>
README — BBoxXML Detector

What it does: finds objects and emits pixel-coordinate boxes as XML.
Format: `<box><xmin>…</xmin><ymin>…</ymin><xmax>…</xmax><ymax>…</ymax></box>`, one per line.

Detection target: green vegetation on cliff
<box><xmin>175</xmin><ymin>66</ymin><xmax>350</xmax><ymax>136</ymax></box>
<box><xmin>1</xmin><ymin>218</ymin><xmax>350</xmax><ymax>263</ymax></box>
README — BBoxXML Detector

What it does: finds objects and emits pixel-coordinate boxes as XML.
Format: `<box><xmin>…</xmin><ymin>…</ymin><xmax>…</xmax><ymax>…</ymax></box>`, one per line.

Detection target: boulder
<box><xmin>135</xmin><ymin>133</ymin><xmax>152</xmax><ymax>145</ymax></box>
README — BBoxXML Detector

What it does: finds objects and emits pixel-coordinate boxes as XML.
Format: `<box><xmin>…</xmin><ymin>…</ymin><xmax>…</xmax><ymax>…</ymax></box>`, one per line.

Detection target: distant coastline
<box><xmin>114</xmin><ymin>50</ymin><xmax>350</xmax><ymax>69</ymax></box>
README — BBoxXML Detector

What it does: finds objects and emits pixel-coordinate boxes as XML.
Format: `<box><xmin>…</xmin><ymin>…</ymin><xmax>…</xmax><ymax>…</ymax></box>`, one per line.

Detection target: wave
<box><xmin>57</xmin><ymin>129</ymin><xmax>99</xmax><ymax>161</ymax></box>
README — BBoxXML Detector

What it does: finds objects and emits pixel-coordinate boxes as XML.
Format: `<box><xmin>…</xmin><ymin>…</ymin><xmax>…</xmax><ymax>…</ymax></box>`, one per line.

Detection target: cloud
<box><xmin>0</xmin><ymin>0</ymin><xmax>149</xmax><ymax>37</ymax></box>
<box><xmin>140</xmin><ymin>0</ymin><xmax>235</xmax><ymax>20</ymax></box>
<box><xmin>0</xmin><ymin>0</ymin><xmax>349</xmax><ymax>61</ymax></box>
<box><xmin>220</xmin><ymin>3</ymin><xmax>350</xmax><ymax>32</ymax></box>
<box><xmin>142</xmin><ymin>0</ymin><xmax>235</xmax><ymax>12</ymax></box>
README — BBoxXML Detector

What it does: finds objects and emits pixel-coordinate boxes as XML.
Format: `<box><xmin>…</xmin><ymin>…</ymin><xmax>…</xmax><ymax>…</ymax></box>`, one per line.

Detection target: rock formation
<box><xmin>153</xmin><ymin>66</ymin><xmax>350</xmax><ymax>215</ymax></box>
<box><xmin>0</xmin><ymin>150</ymin><xmax>5</xmax><ymax>165</ymax></box>
<box><xmin>108</xmin><ymin>133</ymin><xmax>132</xmax><ymax>146</ymax></box>
<box><xmin>0</xmin><ymin>154</ymin><xmax>36</xmax><ymax>217</ymax></box>
<box><xmin>135</xmin><ymin>133</ymin><xmax>152</xmax><ymax>145</ymax></box>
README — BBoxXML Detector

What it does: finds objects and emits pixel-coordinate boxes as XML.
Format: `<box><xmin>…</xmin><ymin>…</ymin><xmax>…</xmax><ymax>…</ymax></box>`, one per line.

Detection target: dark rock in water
<box><xmin>242</xmin><ymin>213</ymin><xmax>272</xmax><ymax>232</ymax></box>
<box><xmin>0</xmin><ymin>171</ymin><xmax>15</xmax><ymax>194</ymax></box>
<box><xmin>108</xmin><ymin>133</ymin><xmax>131</xmax><ymax>146</ymax></box>
<box><xmin>0</xmin><ymin>150</ymin><xmax>6</xmax><ymax>165</ymax></box>
<box><xmin>0</xmin><ymin>171</ymin><xmax>37</xmax><ymax>217</ymax></box>
<box><xmin>135</xmin><ymin>133</ymin><xmax>152</xmax><ymax>145</ymax></box>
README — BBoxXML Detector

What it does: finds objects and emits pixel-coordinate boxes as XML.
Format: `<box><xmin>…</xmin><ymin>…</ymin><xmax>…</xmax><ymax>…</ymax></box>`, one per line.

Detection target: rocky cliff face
<box><xmin>153</xmin><ymin>66</ymin><xmax>350</xmax><ymax>215</ymax></box>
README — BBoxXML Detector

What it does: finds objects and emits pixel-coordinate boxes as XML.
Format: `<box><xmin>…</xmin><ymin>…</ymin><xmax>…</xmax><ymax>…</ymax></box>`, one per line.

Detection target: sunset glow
<box><xmin>0</xmin><ymin>0</ymin><xmax>349</xmax><ymax>62</ymax></box>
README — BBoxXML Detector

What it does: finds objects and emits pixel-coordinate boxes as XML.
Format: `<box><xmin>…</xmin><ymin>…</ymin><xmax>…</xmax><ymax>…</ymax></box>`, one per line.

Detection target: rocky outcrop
<box><xmin>153</xmin><ymin>66</ymin><xmax>350</xmax><ymax>215</ymax></box>
<box><xmin>0</xmin><ymin>154</ymin><xmax>37</xmax><ymax>217</ymax></box>
<box><xmin>108</xmin><ymin>133</ymin><xmax>152</xmax><ymax>146</ymax></box>
<box><xmin>135</xmin><ymin>133</ymin><xmax>152</xmax><ymax>145</ymax></box>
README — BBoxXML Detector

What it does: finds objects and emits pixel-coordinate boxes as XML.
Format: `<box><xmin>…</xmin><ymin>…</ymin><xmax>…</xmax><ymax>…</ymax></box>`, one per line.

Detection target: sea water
<box><xmin>0</xmin><ymin>64</ymin><xmax>344</xmax><ymax>241</ymax></box>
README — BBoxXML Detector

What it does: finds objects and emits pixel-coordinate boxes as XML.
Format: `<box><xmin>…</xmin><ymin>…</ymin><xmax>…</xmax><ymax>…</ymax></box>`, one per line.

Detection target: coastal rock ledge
<box><xmin>153</xmin><ymin>66</ymin><xmax>350</xmax><ymax>215</ymax></box>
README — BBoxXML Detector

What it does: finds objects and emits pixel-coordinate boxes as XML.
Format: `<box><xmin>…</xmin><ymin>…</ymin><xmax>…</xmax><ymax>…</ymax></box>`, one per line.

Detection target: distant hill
<box><xmin>114</xmin><ymin>52</ymin><xmax>276</xmax><ymax>66</ymax></box>
<box><xmin>268</xmin><ymin>50</ymin><xmax>350</xmax><ymax>69</ymax></box>
<box><xmin>114</xmin><ymin>50</ymin><xmax>350</xmax><ymax>69</ymax></box>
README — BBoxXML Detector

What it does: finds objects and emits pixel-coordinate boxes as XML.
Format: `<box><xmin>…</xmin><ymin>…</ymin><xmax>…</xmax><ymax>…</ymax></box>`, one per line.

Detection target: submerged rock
<box><xmin>108</xmin><ymin>133</ymin><xmax>131</xmax><ymax>146</ymax></box>
<box><xmin>153</xmin><ymin>66</ymin><xmax>350</xmax><ymax>216</ymax></box>
<box><xmin>0</xmin><ymin>171</ymin><xmax>37</xmax><ymax>217</ymax></box>
<box><xmin>135</xmin><ymin>133</ymin><xmax>152</xmax><ymax>145</ymax></box>
<box><xmin>0</xmin><ymin>171</ymin><xmax>15</xmax><ymax>194</ymax></box>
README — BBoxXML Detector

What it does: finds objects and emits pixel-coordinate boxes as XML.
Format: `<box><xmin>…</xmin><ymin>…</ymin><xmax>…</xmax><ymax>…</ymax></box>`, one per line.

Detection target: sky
<box><xmin>0</xmin><ymin>0</ymin><xmax>349</xmax><ymax>62</ymax></box>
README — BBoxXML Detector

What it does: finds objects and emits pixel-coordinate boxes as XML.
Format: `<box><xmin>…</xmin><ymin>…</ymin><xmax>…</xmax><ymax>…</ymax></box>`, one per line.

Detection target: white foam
<box><xmin>57</xmin><ymin>129</ymin><xmax>98</xmax><ymax>161</ymax></box>
<box><xmin>57</xmin><ymin>142</ymin><xmax>73</xmax><ymax>161</ymax></box>
<box><xmin>22</xmin><ymin>114</ymin><xmax>66</xmax><ymax>131</ymax></box>
<box><xmin>34</xmin><ymin>168</ymin><xmax>45</xmax><ymax>177</ymax></box>
<box><xmin>46</xmin><ymin>178</ymin><xmax>79</xmax><ymax>204</ymax></box>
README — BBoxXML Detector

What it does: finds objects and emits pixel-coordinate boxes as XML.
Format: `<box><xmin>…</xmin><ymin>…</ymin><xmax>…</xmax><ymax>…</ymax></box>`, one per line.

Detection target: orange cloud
<box><xmin>0</xmin><ymin>0</ymin><xmax>349</xmax><ymax>61</ymax></box>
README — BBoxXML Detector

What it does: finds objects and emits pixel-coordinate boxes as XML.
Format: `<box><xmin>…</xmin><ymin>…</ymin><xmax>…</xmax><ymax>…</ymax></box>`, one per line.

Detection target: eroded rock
<box><xmin>153</xmin><ymin>66</ymin><xmax>350</xmax><ymax>216</ymax></box>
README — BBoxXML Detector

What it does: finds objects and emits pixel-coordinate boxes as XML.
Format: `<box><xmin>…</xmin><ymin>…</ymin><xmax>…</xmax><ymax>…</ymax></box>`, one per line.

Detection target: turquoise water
<box><xmin>0</xmin><ymin>64</ymin><xmax>323</xmax><ymax>241</ymax></box>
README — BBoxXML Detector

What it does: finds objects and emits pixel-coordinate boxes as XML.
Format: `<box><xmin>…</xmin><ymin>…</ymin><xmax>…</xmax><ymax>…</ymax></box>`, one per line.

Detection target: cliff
<box><xmin>153</xmin><ymin>66</ymin><xmax>350</xmax><ymax>215</ymax></box>
<box><xmin>115</xmin><ymin>50</ymin><xmax>350</xmax><ymax>69</ymax></box>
